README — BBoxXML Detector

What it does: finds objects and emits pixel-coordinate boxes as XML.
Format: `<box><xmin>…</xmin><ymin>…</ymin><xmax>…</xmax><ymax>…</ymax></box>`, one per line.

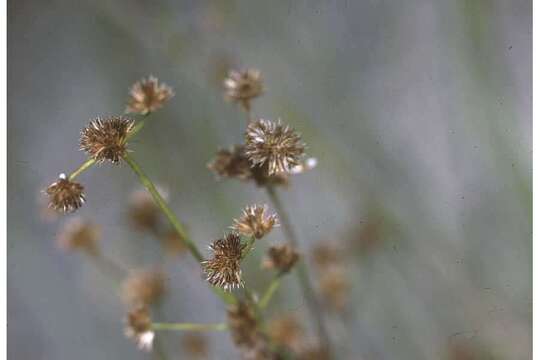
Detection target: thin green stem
<box><xmin>258</xmin><ymin>275</ymin><xmax>282</xmax><ymax>310</ymax></box>
<box><xmin>68</xmin><ymin>117</ymin><xmax>147</xmax><ymax>180</ymax></box>
<box><xmin>241</xmin><ymin>236</ymin><xmax>257</xmax><ymax>259</ymax></box>
<box><xmin>152</xmin><ymin>322</ymin><xmax>227</xmax><ymax>332</ymax></box>
<box><xmin>122</xmin><ymin>153</ymin><xmax>236</xmax><ymax>305</ymax></box>
<box><xmin>265</xmin><ymin>185</ymin><xmax>333</xmax><ymax>355</ymax></box>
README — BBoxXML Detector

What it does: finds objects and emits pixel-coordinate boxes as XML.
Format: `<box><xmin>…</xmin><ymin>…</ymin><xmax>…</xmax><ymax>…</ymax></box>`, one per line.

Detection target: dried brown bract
<box><xmin>124</xmin><ymin>305</ymin><xmax>155</xmax><ymax>351</ymax></box>
<box><xmin>224</xmin><ymin>69</ymin><xmax>263</xmax><ymax>111</ymax></box>
<box><xmin>126</xmin><ymin>76</ymin><xmax>174</xmax><ymax>115</ymax></box>
<box><xmin>245</xmin><ymin>119</ymin><xmax>305</xmax><ymax>176</ymax></box>
<box><xmin>121</xmin><ymin>269</ymin><xmax>167</xmax><ymax>307</ymax></box>
<box><xmin>80</xmin><ymin>116</ymin><xmax>134</xmax><ymax>164</ymax></box>
<box><xmin>57</xmin><ymin>217</ymin><xmax>100</xmax><ymax>256</ymax></box>
<box><xmin>262</xmin><ymin>244</ymin><xmax>299</xmax><ymax>274</ymax></box>
<box><xmin>182</xmin><ymin>333</ymin><xmax>208</xmax><ymax>358</ymax></box>
<box><xmin>202</xmin><ymin>233</ymin><xmax>246</xmax><ymax>291</ymax></box>
<box><xmin>232</xmin><ymin>204</ymin><xmax>278</xmax><ymax>239</ymax></box>
<box><xmin>45</xmin><ymin>173</ymin><xmax>85</xmax><ymax>213</ymax></box>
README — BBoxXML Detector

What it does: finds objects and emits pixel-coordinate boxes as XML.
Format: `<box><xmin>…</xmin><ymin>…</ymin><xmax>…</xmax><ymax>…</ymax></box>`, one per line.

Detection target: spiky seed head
<box><xmin>224</xmin><ymin>69</ymin><xmax>263</xmax><ymax>110</ymax></box>
<box><xmin>207</xmin><ymin>145</ymin><xmax>253</xmax><ymax>180</ymax></box>
<box><xmin>79</xmin><ymin>116</ymin><xmax>134</xmax><ymax>164</ymax></box>
<box><xmin>245</xmin><ymin>119</ymin><xmax>305</xmax><ymax>176</ymax></box>
<box><xmin>262</xmin><ymin>244</ymin><xmax>299</xmax><ymax>274</ymax></box>
<box><xmin>232</xmin><ymin>204</ymin><xmax>278</xmax><ymax>239</ymax></box>
<box><xmin>202</xmin><ymin>233</ymin><xmax>246</xmax><ymax>291</ymax></box>
<box><xmin>121</xmin><ymin>269</ymin><xmax>167</xmax><ymax>307</ymax></box>
<box><xmin>126</xmin><ymin>76</ymin><xmax>174</xmax><ymax>115</ymax></box>
<box><xmin>124</xmin><ymin>305</ymin><xmax>155</xmax><ymax>351</ymax></box>
<box><xmin>57</xmin><ymin>217</ymin><xmax>100</xmax><ymax>256</ymax></box>
<box><xmin>45</xmin><ymin>173</ymin><xmax>85</xmax><ymax>213</ymax></box>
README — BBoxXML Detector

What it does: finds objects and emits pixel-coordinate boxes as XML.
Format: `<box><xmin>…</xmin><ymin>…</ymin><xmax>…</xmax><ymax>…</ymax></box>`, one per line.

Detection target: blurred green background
<box><xmin>8</xmin><ymin>0</ymin><xmax>531</xmax><ymax>359</ymax></box>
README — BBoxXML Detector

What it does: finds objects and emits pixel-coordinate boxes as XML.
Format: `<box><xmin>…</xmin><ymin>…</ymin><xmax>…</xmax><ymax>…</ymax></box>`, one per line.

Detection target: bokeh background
<box><xmin>8</xmin><ymin>0</ymin><xmax>531</xmax><ymax>359</ymax></box>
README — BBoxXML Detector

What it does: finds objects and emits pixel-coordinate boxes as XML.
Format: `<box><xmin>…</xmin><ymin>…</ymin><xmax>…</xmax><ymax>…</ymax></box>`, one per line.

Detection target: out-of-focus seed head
<box><xmin>289</xmin><ymin>157</ymin><xmax>318</xmax><ymax>175</ymax></box>
<box><xmin>124</xmin><ymin>305</ymin><xmax>155</xmax><ymax>351</ymax></box>
<box><xmin>311</xmin><ymin>242</ymin><xmax>342</xmax><ymax>270</ymax></box>
<box><xmin>127</xmin><ymin>190</ymin><xmax>161</xmax><ymax>233</ymax></box>
<box><xmin>121</xmin><ymin>269</ymin><xmax>167</xmax><ymax>307</ymax></box>
<box><xmin>224</xmin><ymin>69</ymin><xmax>263</xmax><ymax>110</ymax></box>
<box><xmin>45</xmin><ymin>173</ymin><xmax>85</xmax><ymax>213</ymax></box>
<box><xmin>245</xmin><ymin>119</ymin><xmax>305</xmax><ymax>176</ymax></box>
<box><xmin>182</xmin><ymin>333</ymin><xmax>208</xmax><ymax>359</ymax></box>
<box><xmin>57</xmin><ymin>217</ymin><xmax>100</xmax><ymax>256</ymax></box>
<box><xmin>160</xmin><ymin>229</ymin><xmax>187</xmax><ymax>257</ymax></box>
<box><xmin>126</xmin><ymin>76</ymin><xmax>174</xmax><ymax>115</ymax></box>
<box><xmin>232</xmin><ymin>204</ymin><xmax>278</xmax><ymax>239</ymax></box>
<box><xmin>296</xmin><ymin>343</ymin><xmax>331</xmax><ymax>360</ymax></box>
<box><xmin>268</xmin><ymin>314</ymin><xmax>304</xmax><ymax>351</ymax></box>
<box><xmin>262</xmin><ymin>244</ymin><xmax>300</xmax><ymax>274</ymax></box>
<box><xmin>202</xmin><ymin>233</ymin><xmax>246</xmax><ymax>291</ymax></box>
<box><xmin>80</xmin><ymin>116</ymin><xmax>134</xmax><ymax>164</ymax></box>
<box><xmin>318</xmin><ymin>266</ymin><xmax>350</xmax><ymax>312</ymax></box>
<box><xmin>227</xmin><ymin>301</ymin><xmax>258</xmax><ymax>348</ymax></box>
<box><xmin>207</xmin><ymin>145</ymin><xmax>253</xmax><ymax>181</ymax></box>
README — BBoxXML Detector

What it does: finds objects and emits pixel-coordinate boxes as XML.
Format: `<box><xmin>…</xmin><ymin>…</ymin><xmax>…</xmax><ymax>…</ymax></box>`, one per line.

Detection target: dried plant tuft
<box><xmin>262</xmin><ymin>244</ymin><xmax>299</xmax><ymax>274</ymax></box>
<box><xmin>80</xmin><ymin>116</ymin><xmax>134</xmax><ymax>164</ymax></box>
<box><xmin>127</xmin><ymin>189</ymin><xmax>161</xmax><ymax>233</ymax></box>
<box><xmin>124</xmin><ymin>305</ymin><xmax>155</xmax><ymax>351</ymax></box>
<box><xmin>121</xmin><ymin>269</ymin><xmax>167</xmax><ymax>307</ymax></box>
<box><xmin>268</xmin><ymin>314</ymin><xmax>304</xmax><ymax>351</ymax></box>
<box><xmin>182</xmin><ymin>333</ymin><xmax>209</xmax><ymax>359</ymax></box>
<box><xmin>318</xmin><ymin>266</ymin><xmax>350</xmax><ymax>312</ymax></box>
<box><xmin>224</xmin><ymin>69</ymin><xmax>263</xmax><ymax>111</ymax></box>
<box><xmin>126</xmin><ymin>76</ymin><xmax>174</xmax><ymax>115</ymax></box>
<box><xmin>45</xmin><ymin>173</ymin><xmax>85</xmax><ymax>213</ymax></box>
<box><xmin>232</xmin><ymin>204</ymin><xmax>278</xmax><ymax>239</ymax></box>
<box><xmin>245</xmin><ymin>119</ymin><xmax>305</xmax><ymax>176</ymax></box>
<box><xmin>57</xmin><ymin>217</ymin><xmax>100</xmax><ymax>256</ymax></box>
<box><xmin>202</xmin><ymin>233</ymin><xmax>246</xmax><ymax>291</ymax></box>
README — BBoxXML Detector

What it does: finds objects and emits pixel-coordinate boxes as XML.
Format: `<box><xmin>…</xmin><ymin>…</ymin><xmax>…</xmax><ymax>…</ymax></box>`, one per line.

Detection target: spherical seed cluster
<box><xmin>207</xmin><ymin>145</ymin><xmax>253</xmax><ymax>180</ymax></box>
<box><xmin>126</xmin><ymin>76</ymin><xmax>174</xmax><ymax>115</ymax></box>
<box><xmin>202</xmin><ymin>233</ymin><xmax>246</xmax><ymax>291</ymax></box>
<box><xmin>57</xmin><ymin>217</ymin><xmax>100</xmax><ymax>256</ymax></box>
<box><xmin>245</xmin><ymin>119</ymin><xmax>305</xmax><ymax>176</ymax></box>
<box><xmin>232</xmin><ymin>204</ymin><xmax>278</xmax><ymax>239</ymax></box>
<box><xmin>268</xmin><ymin>314</ymin><xmax>304</xmax><ymax>351</ymax></box>
<box><xmin>224</xmin><ymin>69</ymin><xmax>263</xmax><ymax>109</ymax></box>
<box><xmin>121</xmin><ymin>269</ymin><xmax>167</xmax><ymax>307</ymax></box>
<box><xmin>45</xmin><ymin>173</ymin><xmax>85</xmax><ymax>213</ymax></box>
<box><xmin>124</xmin><ymin>305</ymin><xmax>154</xmax><ymax>351</ymax></box>
<box><xmin>80</xmin><ymin>116</ymin><xmax>134</xmax><ymax>164</ymax></box>
<box><xmin>262</xmin><ymin>244</ymin><xmax>299</xmax><ymax>274</ymax></box>
<box><xmin>227</xmin><ymin>302</ymin><xmax>258</xmax><ymax>348</ymax></box>
<box><xmin>127</xmin><ymin>190</ymin><xmax>161</xmax><ymax>233</ymax></box>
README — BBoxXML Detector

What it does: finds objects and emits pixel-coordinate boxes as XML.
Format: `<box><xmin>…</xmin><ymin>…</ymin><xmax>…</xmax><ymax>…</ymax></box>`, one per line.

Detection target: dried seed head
<box><xmin>232</xmin><ymin>204</ymin><xmax>278</xmax><ymax>239</ymax></box>
<box><xmin>127</xmin><ymin>190</ymin><xmax>161</xmax><ymax>233</ymax></box>
<box><xmin>207</xmin><ymin>145</ymin><xmax>253</xmax><ymax>180</ymax></box>
<box><xmin>311</xmin><ymin>242</ymin><xmax>341</xmax><ymax>270</ymax></box>
<box><xmin>224</xmin><ymin>69</ymin><xmax>263</xmax><ymax>110</ymax></box>
<box><xmin>202</xmin><ymin>233</ymin><xmax>246</xmax><ymax>291</ymax></box>
<box><xmin>182</xmin><ymin>333</ymin><xmax>208</xmax><ymax>358</ymax></box>
<box><xmin>268</xmin><ymin>315</ymin><xmax>304</xmax><ymax>351</ymax></box>
<box><xmin>245</xmin><ymin>119</ymin><xmax>305</xmax><ymax>176</ymax></box>
<box><xmin>227</xmin><ymin>301</ymin><xmax>258</xmax><ymax>348</ymax></box>
<box><xmin>262</xmin><ymin>244</ymin><xmax>300</xmax><ymax>274</ymax></box>
<box><xmin>121</xmin><ymin>269</ymin><xmax>167</xmax><ymax>307</ymax></box>
<box><xmin>57</xmin><ymin>217</ymin><xmax>100</xmax><ymax>256</ymax></box>
<box><xmin>160</xmin><ymin>229</ymin><xmax>187</xmax><ymax>257</ymax></box>
<box><xmin>45</xmin><ymin>174</ymin><xmax>85</xmax><ymax>213</ymax></box>
<box><xmin>318</xmin><ymin>266</ymin><xmax>350</xmax><ymax>312</ymax></box>
<box><xmin>126</xmin><ymin>76</ymin><xmax>174</xmax><ymax>115</ymax></box>
<box><xmin>124</xmin><ymin>305</ymin><xmax>155</xmax><ymax>351</ymax></box>
<box><xmin>80</xmin><ymin>116</ymin><xmax>134</xmax><ymax>164</ymax></box>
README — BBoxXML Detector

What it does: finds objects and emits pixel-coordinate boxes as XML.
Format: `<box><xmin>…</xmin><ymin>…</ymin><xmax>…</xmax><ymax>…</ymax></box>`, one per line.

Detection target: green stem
<box><xmin>122</xmin><ymin>153</ymin><xmax>236</xmax><ymax>305</ymax></box>
<box><xmin>152</xmin><ymin>322</ymin><xmax>227</xmax><ymax>332</ymax></box>
<box><xmin>68</xmin><ymin>117</ymin><xmax>147</xmax><ymax>180</ymax></box>
<box><xmin>265</xmin><ymin>185</ymin><xmax>333</xmax><ymax>354</ymax></box>
<box><xmin>241</xmin><ymin>236</ymin><xmax>257</xmax><ymax>259</ymax></box>
<box><xmin>258</xmin><ymin>275</ymin><xmax>282</xmax><ymax>310</ymax></box>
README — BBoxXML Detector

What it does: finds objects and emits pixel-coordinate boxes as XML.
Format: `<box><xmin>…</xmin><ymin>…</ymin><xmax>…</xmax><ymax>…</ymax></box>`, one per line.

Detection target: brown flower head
<box><xmin>202</xmin><ymin>233</ymin><xmax>246</xmax><ymax>291</ymax></box>
<box><xmin>224</xmin><ymin>69</ymin><xmax>263</xmax><ymax>110</ymax></box>
<box><xmin>126</xmin><ymin>76</ymin><xmax>174</xmax><ymax>115</ymax></box>
<box><xmin>245</xmin><ymin>119</ymin><xmax>305</xmax><ymax>176</ymax></box>
<box><xmin>121</xmin><ymin>269</ymin><xmax>167</xmax><ymax>307</ymax></box>
<box><xmin>318</xmin><ymin>266</ymin><xmax>350</xmax><ymax>312</ymax></box>
<box><xmin>80</xmin><ymin>116</ymin><xmax>134</xmax><ymax>164</ymax></box>
<box><xmin>207</xmin><ymin>145</ymin><xmax>253</xmax><ymax>181</ymax></box>
<box><xmin>45</xmin><ymin>173</ymin><xmax>85</xmax><ymax>213</ymax></box>
<box><xmin>227</xmin><ymin>301</ymin><xmax>258</xmax><ymax>348</ymax></box>
<box><xmin>268</xmin><ymin>315</ymin><xmax>304</xmax><ymax>351</ymax></box>
<box><xmin>127</xmin><ymin>190</ymin><xmax>161</xmax><ymax>233</ymax></box>
<box><xmin>57</xmin><ymin>217</ymin><xmax>100</xmax><ymax>256</ymax></box>
<box><xmin>182</xmin><ymin>333</ymin><xmax>208</xmax><ymax>359</ymax></box>
<box><xmin>232</xmin><ymin>204</ymin><xmax>278</xmax><ymax>239</ymax></box>
<box><xmin>124</xmin><ymin>305</ymin><xmax>155</xmax><ymax>351</ymax></box>
<box><xmin>262</xmin><ymin>244</ymin><xmax>300</xmax><ymax>274</ymax></box>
